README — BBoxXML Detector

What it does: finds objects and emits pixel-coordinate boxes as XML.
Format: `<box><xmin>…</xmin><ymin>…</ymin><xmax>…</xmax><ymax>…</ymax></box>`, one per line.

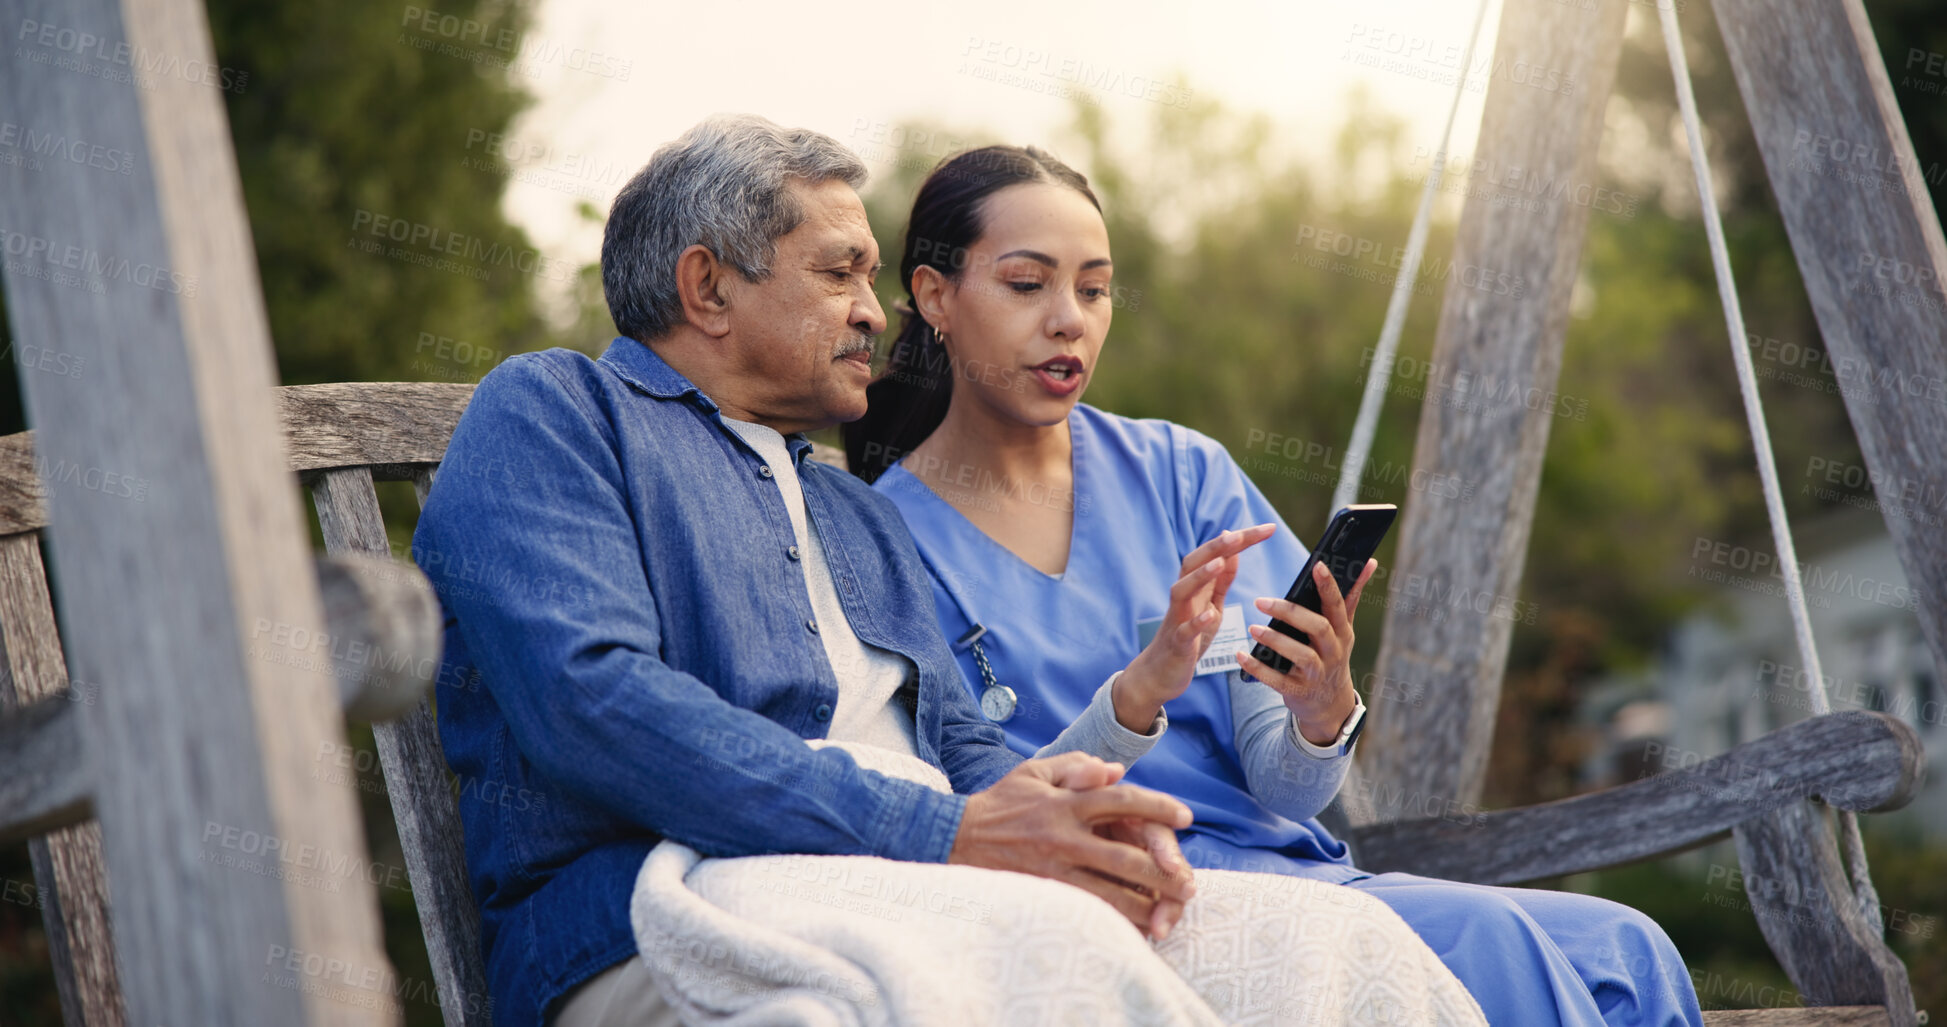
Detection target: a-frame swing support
<box><xmin>0</xmin><ymin>0</ymin><xmax>1935</xmax><ymax>1022</ymax></box>
<box><xmin>1355</xmin><ymin>0</ymin><xmax>1943</xmax><ymax>1017</ymax></box>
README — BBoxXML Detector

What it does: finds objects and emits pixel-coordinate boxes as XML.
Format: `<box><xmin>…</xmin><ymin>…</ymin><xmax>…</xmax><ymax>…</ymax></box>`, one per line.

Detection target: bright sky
<box><xmin>492</xmin><ymin>0</ymin><xmax>1510</xmax><ymax>300</ymax></box>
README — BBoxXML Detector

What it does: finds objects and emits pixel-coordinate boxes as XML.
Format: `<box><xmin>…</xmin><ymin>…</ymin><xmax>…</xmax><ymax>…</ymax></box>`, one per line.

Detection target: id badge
<box><xmin>1137</xmin><ymin>603</ymin><xmax>1248</xmax><ymax>677</ymax></box>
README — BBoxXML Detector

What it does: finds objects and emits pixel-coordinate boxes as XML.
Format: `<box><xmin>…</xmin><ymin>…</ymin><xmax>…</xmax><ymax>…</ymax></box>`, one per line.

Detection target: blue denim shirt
<box><xmin>411</xmin><ymin>338</ymin><xmax>1024</xmax><ymax>1026</ymax></box>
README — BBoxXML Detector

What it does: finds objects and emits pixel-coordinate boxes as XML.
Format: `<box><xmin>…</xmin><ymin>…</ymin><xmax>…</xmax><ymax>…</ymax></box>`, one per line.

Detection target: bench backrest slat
<box><xmin>0</xmin><ymin>533</ymin><xmax>123</xmax><ymax>1027</ymax></box>
<box><xmin>281</xmin><ymin>382</ymin><xmax>474</xmax><ymax>475</ymax></box>
<box><xmin>0</xmin><ymin>434</ymin><xmax>48</xmax><ymax>535</ymax></box>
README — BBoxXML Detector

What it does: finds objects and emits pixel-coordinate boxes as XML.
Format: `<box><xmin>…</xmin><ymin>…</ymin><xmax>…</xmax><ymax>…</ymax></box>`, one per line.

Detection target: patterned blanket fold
<box><xmin>630</xmin><ymin>741</ymin><xmax>1486</xmax><ymax>1026</ymax></box>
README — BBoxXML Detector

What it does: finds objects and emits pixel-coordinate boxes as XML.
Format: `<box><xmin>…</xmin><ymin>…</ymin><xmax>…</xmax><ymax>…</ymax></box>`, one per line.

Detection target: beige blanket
<box><xmin>630</xmin><ymin>741</ymin><xmax>1485</xmax><ymax>1026</ymax></box>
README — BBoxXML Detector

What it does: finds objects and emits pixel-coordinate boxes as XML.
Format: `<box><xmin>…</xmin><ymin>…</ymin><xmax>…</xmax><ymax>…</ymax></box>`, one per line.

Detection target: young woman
<box><xmin>844</xmin><ymin>145</ymin><xmax>1704</xmax><ymax>1027</ymax></box>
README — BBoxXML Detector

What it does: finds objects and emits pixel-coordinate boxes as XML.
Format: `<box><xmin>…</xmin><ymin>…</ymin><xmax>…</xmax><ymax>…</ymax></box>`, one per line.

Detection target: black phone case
<box><xmin>1249</xmin><ymin>505</ymin><xmax>1396</xmax><ymax>676</ymax></box>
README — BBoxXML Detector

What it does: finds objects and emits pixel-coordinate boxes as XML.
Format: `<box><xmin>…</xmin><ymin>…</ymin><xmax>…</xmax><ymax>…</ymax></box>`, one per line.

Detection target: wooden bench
<box><xmin>0</xmin><ymin>380</ymin><xmax>1924</xmax><ymax>1026</ymax></box>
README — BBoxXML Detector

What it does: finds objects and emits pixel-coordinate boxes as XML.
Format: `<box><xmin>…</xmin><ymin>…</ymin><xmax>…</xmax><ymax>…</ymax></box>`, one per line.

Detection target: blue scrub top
<box><xmin>875</xmin><ymin>404</ymin><xmax>1356</xmax><ymax>874</ymax></box>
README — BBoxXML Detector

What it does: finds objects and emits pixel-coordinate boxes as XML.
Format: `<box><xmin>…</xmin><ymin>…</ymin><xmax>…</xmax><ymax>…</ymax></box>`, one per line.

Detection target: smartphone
<box><xmin>1248</xmin><ymin>504</ymin><xmax>1398</xmax><ymax>675</ymax></box>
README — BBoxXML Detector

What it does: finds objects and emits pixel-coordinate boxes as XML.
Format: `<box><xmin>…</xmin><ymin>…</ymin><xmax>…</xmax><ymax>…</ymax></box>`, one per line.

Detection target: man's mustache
<box><xmin>834</xmin><ymin>333</ymin><xmax>877</xmax><ymax>359</ymax></box>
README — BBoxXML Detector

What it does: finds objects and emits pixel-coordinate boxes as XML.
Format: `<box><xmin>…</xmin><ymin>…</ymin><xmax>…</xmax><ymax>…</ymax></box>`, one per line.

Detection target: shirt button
<box><xmin>787</xmin><ymin>545</ymin><xmax>801</xmax><ymax>561</ymax></box>
<box><xmin>758</xmin><ymin>464</ymin><xmax>774</xmax><ymax>479</ymax></box>
<box><xmin>806</xmin><ymin>619</ymin><xmax>819</xmax><ymax>634</ymax></box>
<box><xmin>813</xmin><ymin>703</ymin><xmax>833</xmax><ymax>722</ymax></box>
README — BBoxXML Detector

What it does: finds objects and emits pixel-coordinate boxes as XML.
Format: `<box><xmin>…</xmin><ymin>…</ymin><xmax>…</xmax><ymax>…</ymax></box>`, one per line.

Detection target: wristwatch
<box><xmin>1290</xmin><ymin>698</ymin><xmax>1367</xmax><ymax>759</ymax></box>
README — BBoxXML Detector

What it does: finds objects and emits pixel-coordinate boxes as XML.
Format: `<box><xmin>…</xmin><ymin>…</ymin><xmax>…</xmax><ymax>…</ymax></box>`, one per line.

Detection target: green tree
<box><xmin>207</xmin><ymin>0</ymin><xmax>559</xmax><ymax>386</ymax></box>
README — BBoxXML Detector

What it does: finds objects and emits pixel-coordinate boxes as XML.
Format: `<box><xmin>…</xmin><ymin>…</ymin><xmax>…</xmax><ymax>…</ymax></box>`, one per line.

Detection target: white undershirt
<box><xmin>720</xmin><ymin>417</ymin><xmax>921</xmax><ymax>758</ymax></box>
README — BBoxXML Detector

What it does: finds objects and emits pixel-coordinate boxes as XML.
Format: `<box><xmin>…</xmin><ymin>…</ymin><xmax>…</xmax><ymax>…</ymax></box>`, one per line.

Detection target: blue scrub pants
<box><xmin>1177</xmin><ymin>838</ymin><xmax>1702</xmax><ymax>1025</ymax></box>
<box><xmin>1349</xmin><ymin>873</ymin><xmax>1703</xmax><ymax>1026</ymax></box>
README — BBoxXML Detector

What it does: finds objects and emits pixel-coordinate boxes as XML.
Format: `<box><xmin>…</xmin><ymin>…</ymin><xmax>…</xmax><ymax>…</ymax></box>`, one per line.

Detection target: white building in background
<box><xmin>1580</xmin><ymin>506</ymin><xmax>1944</xmax><ymax>838</ymax></box>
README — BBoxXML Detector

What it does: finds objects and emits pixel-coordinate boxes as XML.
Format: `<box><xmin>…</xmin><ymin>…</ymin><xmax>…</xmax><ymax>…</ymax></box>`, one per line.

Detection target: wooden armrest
<box><xmin>1345</xmin><ymin>710</ymin><xmax>1923</xmax><ymax>885</ymax></box>
<box><xmin>317</xmin><ymin>552</ymin><xmax>442</xmax><ymax>722</ymax></box>
<box><xmin>0</xmin><ymin>549</ymin><xmax>434</xmax><ymax>847</ymax></box>
<box><xmin>1701</xmin><ymin>1009</ymin><xmax>1890</xmax><ymax>1026</ymax></box>
<box><xmin>0</xmin><ymin>696</ymin><xmax>92</xmax><ymax>843</ymax></box>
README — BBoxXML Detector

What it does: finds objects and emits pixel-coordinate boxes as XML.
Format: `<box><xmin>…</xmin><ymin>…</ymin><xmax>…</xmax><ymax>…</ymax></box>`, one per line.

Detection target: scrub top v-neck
<box><xmin>890</xmin><ymin>408</ymin><xmax>1089</xmax><ymax>585</ymax></box>
<box><xmin>875</xmin><ymin>404</ymin><xmax>1356</xmax><ymax>875</ymax></box>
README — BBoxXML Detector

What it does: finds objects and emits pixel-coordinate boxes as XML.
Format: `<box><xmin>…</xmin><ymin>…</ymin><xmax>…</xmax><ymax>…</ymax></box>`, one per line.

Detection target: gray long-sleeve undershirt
<box><xmin>1035</xmin><ymin>670</ymin><xmax>1352</xmax><ymax>823</ymax></box>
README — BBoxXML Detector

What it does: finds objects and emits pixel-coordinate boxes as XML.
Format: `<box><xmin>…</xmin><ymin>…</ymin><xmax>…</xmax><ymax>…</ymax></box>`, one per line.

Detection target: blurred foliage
<box><xmin>2</xmin><ymin>0</ymin><xmax>1945</xmax><ymax>1022</ymax></box>
<box><xmin>208</xmin><ymin>0</ymin><xmax>551</xmax><ymax>385</ymax></box>
<box><xmin>1868</xmin><ymin>0</ymin><xmax>1947</xmax><ymax>218</ymax></box>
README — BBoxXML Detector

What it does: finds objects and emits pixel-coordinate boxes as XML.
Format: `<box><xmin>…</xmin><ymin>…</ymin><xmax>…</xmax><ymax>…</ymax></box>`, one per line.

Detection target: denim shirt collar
<box><xmin>600</xmin><ymin>336</ymin><xmax>814</xmax><ymax>465</ymax></box>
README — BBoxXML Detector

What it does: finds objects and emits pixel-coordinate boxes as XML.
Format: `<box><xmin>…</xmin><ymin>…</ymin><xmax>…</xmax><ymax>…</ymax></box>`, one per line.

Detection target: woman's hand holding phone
<box><xmin>1238</xmin><ymin>558</ymin><xmax>1377</xmax><ymax>745</ymax></box>
<box><xmin>1110</xmin><ymin>523</ymin><xmax>1276</xmax><ymax>734</ymax></box>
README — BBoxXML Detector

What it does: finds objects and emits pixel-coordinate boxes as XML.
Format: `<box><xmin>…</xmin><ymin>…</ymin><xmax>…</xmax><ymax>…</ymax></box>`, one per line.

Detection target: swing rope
<box><xmin>1655</xmin><ymin>0</ymin><xmax>1882</xmax><ymax>930</ymax></box>
<box><xmin>1330</xmin><ymin>0</ymin><xmax>1493</xmax><ymax>514</ymax></box>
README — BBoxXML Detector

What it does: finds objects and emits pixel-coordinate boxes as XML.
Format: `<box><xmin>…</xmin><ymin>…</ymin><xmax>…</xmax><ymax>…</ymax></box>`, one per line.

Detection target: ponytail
<box><xmin>845</xmin><ymin>306</ymin><xmax>954</xmax><ymax>482</ymax></box>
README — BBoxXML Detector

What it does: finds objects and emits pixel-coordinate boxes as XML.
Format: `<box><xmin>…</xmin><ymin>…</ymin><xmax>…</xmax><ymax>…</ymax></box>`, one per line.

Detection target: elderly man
<box><xmin>412</xmin><ymin>115</ymin><xmax>1222</xmax><ymax>1027</ymax></box>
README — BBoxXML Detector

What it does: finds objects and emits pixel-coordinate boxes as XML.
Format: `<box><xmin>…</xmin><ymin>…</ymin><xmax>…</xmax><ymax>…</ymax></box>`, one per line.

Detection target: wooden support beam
<box><xmin>0</xmin><ymin>0</ymin><xmax>398</xmax><ymax>1020</ymax></box>
<box><xmin>1708</xmin><ymin>0</ymin><xmax>1947</xmax><ymax>746</ymax></box>
<box><xmin>1360</xmin><ymin>0</ymin><xmax>1630</xmax><ymax>811</ymax></box>
<box><xmin>1735</xmin><ymin>801</ymin><xmax>1915</xmax><ymax>1024</ymax></box>
<box><xmin>1697</xmin><ymin>4</ymin><xmax>1941</xmax><ymax>1015</ymax></box>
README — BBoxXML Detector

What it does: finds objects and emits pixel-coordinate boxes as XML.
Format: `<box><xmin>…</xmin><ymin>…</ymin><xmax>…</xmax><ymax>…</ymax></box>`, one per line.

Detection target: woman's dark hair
<box><xmin>841</xmin><ymin>145</ymin><xmax>1100</xmax><ymax>484</ymax></box>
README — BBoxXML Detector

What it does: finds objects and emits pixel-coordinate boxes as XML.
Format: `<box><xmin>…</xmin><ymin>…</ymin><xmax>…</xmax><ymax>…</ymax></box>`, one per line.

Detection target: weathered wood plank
<box><xmin>0</xmin><ymin>536</ymin><xmax>67</xmax><ymax>706</ymax></box>
<box><xmin>369</xmin><ymin>699</ymin><xmax>493</xmax><ymax>1027</ymax></box>
<box><xmin>0</xmin><ymin>380</ymin><xmax>476</xmax><ymax>536</ymax></box>
<box><xmin>312</xmin><ymin>468</ymin><xmax>493</xmax><ymax>1026</ymax></box>
<box><xmin>0</xmin><ymin>0</ymin><xmax>397</xmax><ymax>1020</ymax></box>
<box><xmin>1347</xmin><ymin>711</ymin><xmax>1921</xmax><ymax>885</ymax></box>
<box><xmin>1709</xmin><ymin>0</ymin><xmax>1947</xmax><ymax>748</ymax></box>
<box><xmin>1701</xmin><ymin>1009</ymin><xmax>1890</xmax><ymax>1026</ymax></box>
<box><xmin>0</xmin><ymin>434</ymin><xmax>46</xmax><ymax>536</ymax></box>
<box><xmin>1693</xmin><ymin>6</ymin><xmax>1938</xmax><ymax>1016</ymax></box>
<box><xmin>1734</xmin><ymin>802</ymin><xmax>1915</xmax><ymax>1024</ymax></box>
<box><xmin>315</xmin><ymin>550</ymin><xmax>441</xmax><ymax>723</ymax></box>
<box><xmin>1359</xmin><ymin>0</ymin><xmax>1631</xmax><ymax>813</ymax></box>
<box><xmin>281</xmin><ymin>383</ymin><xmax>473</xmax><ymax>477</ymax></box>
<box><xmin>28</xmin><ymin>823</ymin><xmax>123</xmax><ymax>1027</ymax></box>
<box><xmin>0</xmin><ymin>533</ymin><xmax>124</xmax><ymax>1026</ymax></box>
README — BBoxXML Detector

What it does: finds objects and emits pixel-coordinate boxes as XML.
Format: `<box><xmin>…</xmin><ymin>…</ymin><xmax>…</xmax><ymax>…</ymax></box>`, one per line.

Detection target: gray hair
<box><xmin>601</xmin><ymin>114</ymin><xmax>869</xmax><ymax>341</ymax></box>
